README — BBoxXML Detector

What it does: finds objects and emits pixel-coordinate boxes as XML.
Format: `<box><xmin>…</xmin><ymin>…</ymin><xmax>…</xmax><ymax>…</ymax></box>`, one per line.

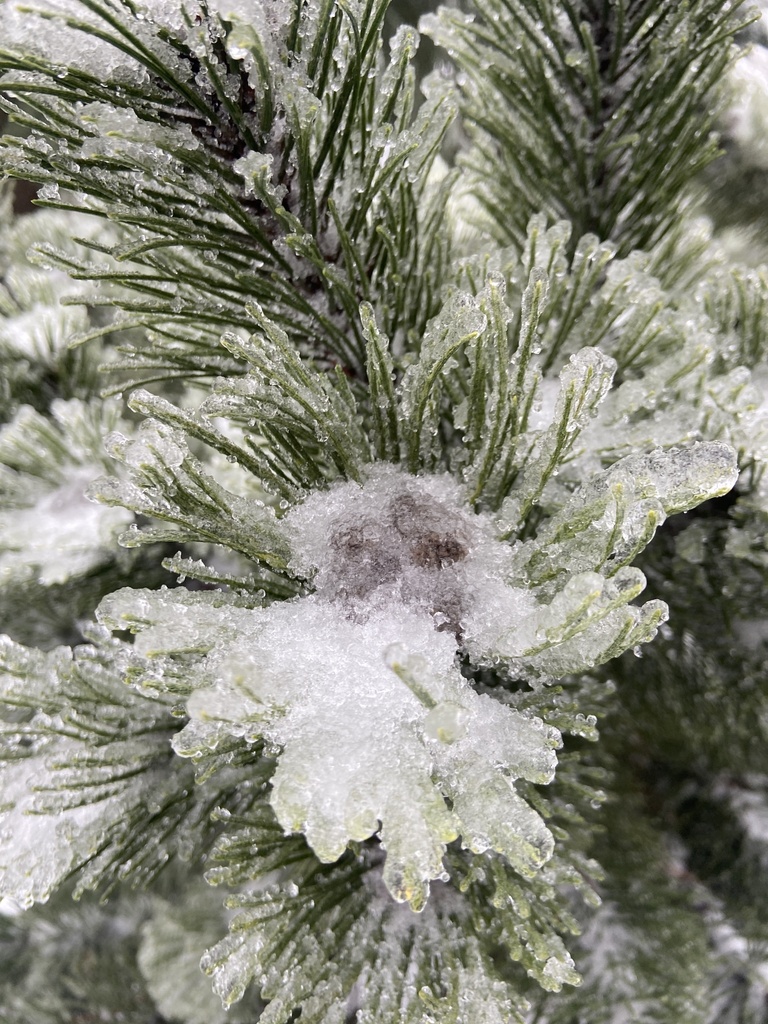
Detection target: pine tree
<box><xmin>1</xmin><ymin>0</ymin><xmax>768</xmax><ymax>1021</ymax></box>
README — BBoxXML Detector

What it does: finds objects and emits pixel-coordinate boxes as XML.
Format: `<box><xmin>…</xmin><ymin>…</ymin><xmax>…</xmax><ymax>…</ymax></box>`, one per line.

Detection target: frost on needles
<box><xmin>0</xmin><ymin>0</ymin><xmax>766</xmax><ymax>1022</ymax></box>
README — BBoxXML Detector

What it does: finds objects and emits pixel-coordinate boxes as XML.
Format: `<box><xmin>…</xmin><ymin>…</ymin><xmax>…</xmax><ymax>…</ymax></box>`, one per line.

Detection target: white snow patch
<box><xmin>0</xmin><ymin>467</ymin><xmax>132</xmax><ymax>585</ymax></box>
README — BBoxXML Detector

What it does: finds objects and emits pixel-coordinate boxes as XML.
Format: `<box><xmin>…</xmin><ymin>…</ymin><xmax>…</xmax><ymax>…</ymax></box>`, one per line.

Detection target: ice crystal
<box><xmin>117</xmin><ymin>581</ymin><xmax>560</xmax><ymax>911</ymax></box>
<box><xmin>101</xmin><ymin>449</ymin><xmax>736</xmax><ymax>913</ymax></box>
<box><xmin>98</xmin><ymin>467</ymin><xmax>566</xmax><ymax>908</ymax></box>
<box><xmin>1</xmin><ymin>0</ymin><xmax>151</xmax><ymax>82</ymax></box>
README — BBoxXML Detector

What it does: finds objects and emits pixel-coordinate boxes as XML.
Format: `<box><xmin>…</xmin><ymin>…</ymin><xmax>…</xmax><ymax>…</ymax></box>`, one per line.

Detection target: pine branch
<box><xmin>0</xmin><ymin>0</ymin><xmax>455</xmax><ymax>383</ymax></box>
<box><xmin>424</xmin><ymin>0</ymin><xmax>757</xmax><ymax>256</ymax></box>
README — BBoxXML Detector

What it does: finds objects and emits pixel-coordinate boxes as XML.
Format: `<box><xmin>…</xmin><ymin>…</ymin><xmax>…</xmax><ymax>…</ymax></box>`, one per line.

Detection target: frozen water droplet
<box><xmin>37</xmin><ymin>183</ymin><xmax>60</xmax><ymax>201</ymax></box>
<box><xmin>423</xmin><ymin>702</ymin><xmax>469</xmax><ymax>744</ymax></box>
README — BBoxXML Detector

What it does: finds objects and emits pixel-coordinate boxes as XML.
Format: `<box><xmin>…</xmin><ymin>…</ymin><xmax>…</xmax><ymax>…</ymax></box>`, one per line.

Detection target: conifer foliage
<box><xmin>1</xmin><ymin>0</ymin><xmax>768</xmax><ymax>1021</ymax></box>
